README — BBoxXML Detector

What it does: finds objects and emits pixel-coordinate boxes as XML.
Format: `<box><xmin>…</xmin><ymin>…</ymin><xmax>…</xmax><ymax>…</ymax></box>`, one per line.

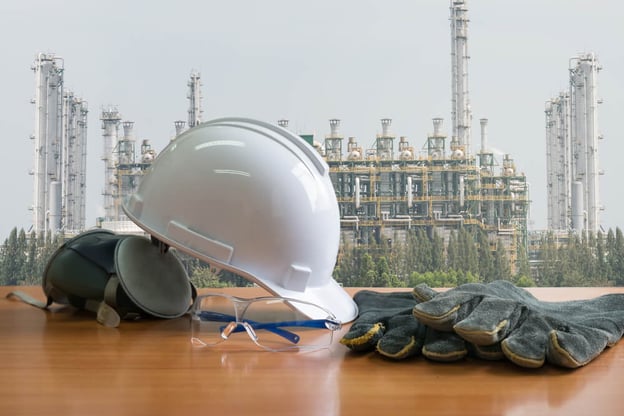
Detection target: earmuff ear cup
<box><xmin>43</xmin><ymin>230</ymin><xmax>121</xmax><ymax>306</ymax></box>
<box><xmin>115</xmin><ymin>236</ymin><xmax>192</xmax><ymax>319</ymax></box>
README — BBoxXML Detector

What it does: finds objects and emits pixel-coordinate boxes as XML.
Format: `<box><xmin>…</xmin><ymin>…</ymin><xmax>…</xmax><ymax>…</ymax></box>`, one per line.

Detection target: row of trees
<box><xmin>0</xmin><ymin>227</ymin><xmax>241</xmax><ymax>288</ymax></box>
<box><xmin>332</xmin><ymin>227</ymin><xmax>523</xmax><ymax>288</ymax></box>
<box><xmin>0</xmin><ymin>228</ymin><xmax>63</xmax><ymax>286</ymax></box>
<box><xmin>535</xmin><ymin>228</ymin><xmax>624</xmax><ymax>286</ymax></box>
<box><xmin>331</xmin><ymin>227</ymin><xmax>624</xmax><ymax>288</ymax></box>
<box><xmin>2</xmin><ymin>226</ymin><xmax>624</xmax><ymax>288</ymax></box>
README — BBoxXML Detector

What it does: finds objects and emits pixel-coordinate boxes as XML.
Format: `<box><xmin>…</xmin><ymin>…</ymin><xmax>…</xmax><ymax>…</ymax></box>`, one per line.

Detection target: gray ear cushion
<box><xmin>115</xmin><ymin>236</ymin><xmax>192</xmax><ymax>318</ymax></box>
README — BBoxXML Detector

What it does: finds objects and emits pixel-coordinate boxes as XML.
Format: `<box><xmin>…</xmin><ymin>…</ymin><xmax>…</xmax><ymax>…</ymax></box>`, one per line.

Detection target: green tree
<box><xmin>333</xmin><ymin>243</ymin><xmax>364</xmax><ymax>287</ymax></box>
<box><xmin>536</xmin><ymin>232</ymin><xmax>561</xmax><ymax>286</ymax></box>
<box><xmin>24</xmin><ymin>230</ymin><xmax>40</xmax><ymax>285</ymax></box>
<box><xmin>476</xmin><ymin>229</ymin><xmax>495</xmax><ymax>282</ymax></box>
<box><xmin>461</xmin><ymin>228</ymin><xmax>479</xmax><ymax>275</ymax></box>
<box><xmin>189</xmin><ymin>266</ymin><xmax>232</xmax><ymax>288</ymax></box>
<box><xmin>408</xmin><ymin>269</ymin><xmax>479</xmax><ymax>288</ymax></box>
<box><xmin>414</xmin><ymin>228</ymin><xmax>433</xmax><ymax>272</ymax></box>
<box><xmin>430</xmin><ymin>230</ymin><xmax>445</xmax><ymax>271</ymax></box>
<box><xmin>355</xmin><ymin>253</ymin><xmax>376</xmax><ymax>287</ymax></box>
<box><xmin>514</xmin><ymin>275</ymin><xmax>535</xmax><ymax>287</ymax></box>
<box><xmin>375</xmin><ymin>256</ymin><xmax>390</xmax><ymax>287</ymax></box>
<box><xmin>610</xmin><ymin>228</ymin><xmax>624</xmax><ymax>285</ymax></box>
<box><xmin>514</xmin><ymin>239</ymin><xmax>531</xmax><ymax>282</ymax></box>
<box><xmin>1</xmin><ymin>228</ymin><xmax>19</xmax><ymax>285</ymax></box>
<box><xmin>15</xmin><ymin>229</ymin><xmax>27</xmax><ymax>284</ymax></box>
<box><xmin>560</xmin><ymin>233</ymin><xmax>585</xmax><ymax>286</ymax></box>
<box><xmin>605</xmin><ymin>229</ymin><xmax>617</xmax><ymax>282</ymax></box>
<box><xmin>374</xmin><ymin>256</ymin><xmax>403</xmax><ymax>287</ymax></box>
<box><xmin>493</xmin><ymin>240</ymin><xmax>511</xmax><ymax>281</ymax></box>
<box><xmin>594</xmin><ymin>230</ymin><xmax>608</xmax><ymax>285</ymax></box>
<box><xmin>446</xmin><ymin>231</ymin><xmax>458</xmax><ymax>271</ymax></box>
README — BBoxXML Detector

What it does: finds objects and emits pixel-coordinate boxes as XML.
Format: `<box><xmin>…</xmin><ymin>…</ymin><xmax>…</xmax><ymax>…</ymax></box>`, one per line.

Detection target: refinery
<box><xmin>545</xmin><ymin>53</ymin><xmax>603</xmax><ymax>234</ymax></box>
<box><xmin>27</xmin><ymin>1</ymin><xmax>603</xmax><ymax>272</ymax></box>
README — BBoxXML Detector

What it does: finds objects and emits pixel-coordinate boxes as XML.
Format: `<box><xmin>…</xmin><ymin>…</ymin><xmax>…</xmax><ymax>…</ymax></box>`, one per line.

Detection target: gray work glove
<box><xmin>412</xmin><ymin>280</ymin><xmax>624</xmax><ymax>368</ymax></box>
<box><xmin>340</xmin><ymin>288</ymin><xmax>475</xmax><ymax>361</ymax></box>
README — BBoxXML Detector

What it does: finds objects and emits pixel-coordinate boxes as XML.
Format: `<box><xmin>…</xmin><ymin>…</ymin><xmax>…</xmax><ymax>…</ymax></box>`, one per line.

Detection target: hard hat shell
<box><xmin>123</xmin><ymin>117</ymin><xmax>357</xmax><ymax>323</ymax></box>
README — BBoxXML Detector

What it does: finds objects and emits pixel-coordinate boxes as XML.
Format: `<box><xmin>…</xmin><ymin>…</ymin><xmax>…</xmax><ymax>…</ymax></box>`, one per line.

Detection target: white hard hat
<box><xmin>123</xmin><ymin>117</ymin><xmax>358</xmax><ymax>323</ymax></box>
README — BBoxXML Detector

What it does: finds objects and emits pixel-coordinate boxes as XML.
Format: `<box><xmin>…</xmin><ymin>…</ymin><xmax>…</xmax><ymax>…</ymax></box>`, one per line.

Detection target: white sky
<box><xmin>1</xmin><ymin>0</ymin><xmax>623</xmax><ymax>239</ymax></box>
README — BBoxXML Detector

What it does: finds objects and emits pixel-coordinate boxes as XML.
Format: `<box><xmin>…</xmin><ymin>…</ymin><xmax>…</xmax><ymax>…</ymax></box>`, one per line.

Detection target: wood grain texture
<box><xmin>2</xmin><ymin>286</ymin><xmax>624</xmax><ymax>416</ymax></box>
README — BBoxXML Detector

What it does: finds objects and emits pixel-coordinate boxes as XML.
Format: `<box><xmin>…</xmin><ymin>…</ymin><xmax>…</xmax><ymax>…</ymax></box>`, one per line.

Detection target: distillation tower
<box><xmin>545</xmin><ymin>93</ymin><xmax>570</xmax><ymax>231</ymax></box>
<box><xmin>173</xmin><ymin>72</ymin><xmax>203</xmax><ymax>137</ymax></box>
<box><xmin>187</xmin><ymin>71</ymin><xmax>203</xmax><ymax>129</ymax></box>
<box><xmin>450</xmin><ymin>0</ymin><xmax>472</xmax><ymax>158</ymax></box>
<box><xmin>30</xmin><ymin>53</ymin><xmax>88</xmax><ymax>236</ymax></box>
<box><xmin>545</xmin><ymin>52</ymin><xmax>602</xmax><ymax>234</ymax></box>
<box><xmin>100</xmin><ymin>106</ymin><xmax>121</xmax><ymax>222</ymax></box>
<box><xmin>31</xmin><ymin>53</ymin><xmax>63</xmax><ymax>235</ymax></box>
<box><xmin>61</xmin><ymin>90</ymin><xmax>88</xmax><ymax>234</ymax></box>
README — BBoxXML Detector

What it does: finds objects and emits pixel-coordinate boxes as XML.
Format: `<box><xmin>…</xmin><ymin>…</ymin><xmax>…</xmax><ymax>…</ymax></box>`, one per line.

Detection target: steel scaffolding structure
<box><xmin>319</xmin><ymin>118</ymin><xmax>529</xmax><ymax>271</ymax></box>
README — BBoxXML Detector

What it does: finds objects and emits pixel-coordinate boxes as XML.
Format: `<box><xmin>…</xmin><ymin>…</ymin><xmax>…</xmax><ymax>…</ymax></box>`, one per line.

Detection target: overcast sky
<box><xmin>1</xmin><ymin>0</ymin><xmax>622</xmax><ymax>239</ymax></box>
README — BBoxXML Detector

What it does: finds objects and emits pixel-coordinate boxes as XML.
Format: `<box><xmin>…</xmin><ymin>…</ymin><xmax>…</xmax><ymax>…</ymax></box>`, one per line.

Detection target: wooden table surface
<box><xmin>2</xmin><ymin>285</ymin><xmax>624</xmax><ymax>416</ymax></box>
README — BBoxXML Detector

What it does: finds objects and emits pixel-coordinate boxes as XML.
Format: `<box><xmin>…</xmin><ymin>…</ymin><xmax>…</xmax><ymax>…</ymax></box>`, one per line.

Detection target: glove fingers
<box><xmin>469</xmin><ymin>343</ymin><xmax>505</xmax><ymax>361</ymax></box>
<box><xmin>578</xmin><ymin>314</ymin><xmax>624</xmax><ymax>346</ymax></box>
<box><xmin>341</xmin><ymin>290</ymin><xmax>418</xmax><ymax>353</ymax></box>
<box><xmin>547</xmin><ymin>324</ymin><xmax>611</xmax><ymax>368</ymax></box>
<box><xmin>376</xmin><ymin>315</ymin><xmax>426</xmax><ymax>359</ymax></box>
<box><xmin>413</xmin><ymin>291</ymin><xmax>482</xmax><ymax>331</ymax></box>
<box><xmin>412</xmin><ymin>284</ymin><xmax>439</xmax><ymax>302</ymax></box>
<box><xmin>422</xmin><ymin>328</ymin><xmax>468</xmax><ymax>362</ymax></box>
<box><xmin>340</xmin><ymin>321</ymin><xmax>385</xmax><ymax>352</ymax></box>
<box><xmin>453</xmin><ymin>298</ymin><xmax>523</xmax><ymax>345</ymax></box>
<box><xmin>501</xmin><ymin>316</ymin><xmax>551</xmax><ymax>368</ymax></box>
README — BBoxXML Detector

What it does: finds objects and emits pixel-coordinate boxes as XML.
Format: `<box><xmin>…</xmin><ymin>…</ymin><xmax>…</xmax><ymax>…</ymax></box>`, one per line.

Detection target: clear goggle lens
<box><xmin>191</xmin><ymin>294</ymin><xmax>342</xmax><ymax>352</ymax></box>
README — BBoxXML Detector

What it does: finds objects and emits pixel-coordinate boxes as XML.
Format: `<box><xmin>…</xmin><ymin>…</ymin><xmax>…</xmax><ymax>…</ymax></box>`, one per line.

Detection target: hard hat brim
<box><xmin>259</xmin><ymin>276</ymin><xmax>359</xmax><ymax>324</ymax></box>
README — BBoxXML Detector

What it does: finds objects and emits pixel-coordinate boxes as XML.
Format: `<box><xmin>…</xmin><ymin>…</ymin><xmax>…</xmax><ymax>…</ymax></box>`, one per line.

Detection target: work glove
<box><xmin>412</xmin><ymin>280</ymin><xmax>624</xmax><ymax>368</ymax></box>
<box><xmin>340</xmin><ymin>288</ymin><xmax>474</xmax><ymax>361</ymax></box>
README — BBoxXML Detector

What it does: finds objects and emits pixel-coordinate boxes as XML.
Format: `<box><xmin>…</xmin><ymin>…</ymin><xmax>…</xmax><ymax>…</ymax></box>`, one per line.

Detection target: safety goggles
<box><xmin>190</xmin><ymin>293</ymin><xmax>342</xmax><ymax>352</ymax></box>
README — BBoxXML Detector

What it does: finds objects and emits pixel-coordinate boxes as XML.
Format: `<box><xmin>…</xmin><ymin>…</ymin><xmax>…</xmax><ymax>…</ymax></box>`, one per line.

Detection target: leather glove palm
<box><xmin>413</xmin><ymin>280</ymin><xmax>624</xmax><ymax>368</ymax></box>
<box><xmin>340</xmin><ymin>289</ymin><xmax>471</xmax><ymax>361</ymax></box>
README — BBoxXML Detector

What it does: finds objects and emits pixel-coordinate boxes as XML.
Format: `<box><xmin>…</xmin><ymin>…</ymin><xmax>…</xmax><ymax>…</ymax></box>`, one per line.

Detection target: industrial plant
<box><xmin>312</xmin><ymin>115</ymin><xmax>528</xmax><ymax>269</ymax></box>
<box><xmin>308</xmin><ymin>0</ymin><xmax>530</xmax><ymax>270</ymax></box>
<box><xmin>30</xmin><ymin>53</ymin><xmax>88</xmax><ymax>237</ymax></box>
<box><xmin>545</xmin><ymin>53</ymin><xmax>603</xmax><ymax>235</ymax></box>
<box><xmin>97</xmin><ymin>72</ymin><xmax>204</xmax><ymax>233</ymax></box>
<box><xmin>26</xmin><ymin>1</ymin><xmax>604</xmax><ymax>275</ymax></box>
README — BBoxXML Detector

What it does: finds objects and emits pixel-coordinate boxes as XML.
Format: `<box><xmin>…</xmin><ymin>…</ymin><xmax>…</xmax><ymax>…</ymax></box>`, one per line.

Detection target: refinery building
<box><xmin>317</xmin><ymin>116</ymin><xmax>528</xmax><ymax>267</ymax></box>
<box><xmin>28</xmin><ymin>1</ymin><xmax>603</xmax><ymax>275</ymax></box>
